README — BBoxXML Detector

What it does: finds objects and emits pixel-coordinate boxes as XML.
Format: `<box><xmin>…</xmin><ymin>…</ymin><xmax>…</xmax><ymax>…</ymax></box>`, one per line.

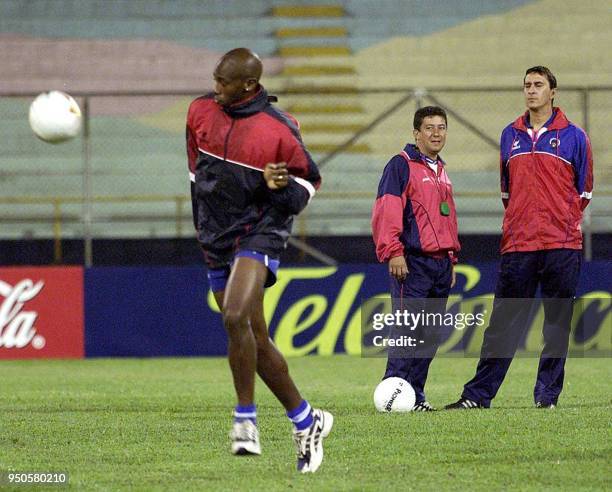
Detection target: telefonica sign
<box><xmin>206</xmin><ymin>265</ymin><xmax>611</xmax><ymax>358</ymax></box>
<box><xmin>1</xmin><ymin>264</ymin><xmax>609</xmax><ymax>358</ymax></box>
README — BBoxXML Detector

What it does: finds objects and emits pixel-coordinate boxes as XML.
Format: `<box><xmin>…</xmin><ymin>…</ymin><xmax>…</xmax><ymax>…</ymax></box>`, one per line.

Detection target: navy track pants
<box><xmin>462</xmin><ymin>249</ymin><xmax>582</xmax><ymax>407</ymax></box>
<box><xmin>383</xmin><ymin>254</ymin><xmax>452</xmax><ymax>403</ymax></box>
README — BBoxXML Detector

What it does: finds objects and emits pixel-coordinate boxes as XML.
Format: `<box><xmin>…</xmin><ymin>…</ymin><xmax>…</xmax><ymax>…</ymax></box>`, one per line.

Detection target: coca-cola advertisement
<box><xmin>0</xmin><ymin>267</ymin><xmax>84</xmax><ymax>359</ymax></box>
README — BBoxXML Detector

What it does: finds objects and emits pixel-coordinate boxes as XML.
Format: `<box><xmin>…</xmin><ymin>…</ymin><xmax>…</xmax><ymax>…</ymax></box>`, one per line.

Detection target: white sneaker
<box><xmin>293</xmin><ymin>408</ymin><xmax>333</xmax><ymax>473</ymax></box>
<box><xmin>230</xmin><ymin>420</ymin><xmax>261</xmax><ymax>455</ymax></box>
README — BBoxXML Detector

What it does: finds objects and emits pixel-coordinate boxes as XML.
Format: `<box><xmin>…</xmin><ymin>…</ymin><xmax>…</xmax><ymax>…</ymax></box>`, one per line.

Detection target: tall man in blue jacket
<box><xmin>446</xmin><ymin>66</ymin><xmax>594</xmax><ymax>410</ymax></box>
<box><xmin>187</xmin><ymin>48</ymin><xmax>332</xmax><ymax>473</ymax></box>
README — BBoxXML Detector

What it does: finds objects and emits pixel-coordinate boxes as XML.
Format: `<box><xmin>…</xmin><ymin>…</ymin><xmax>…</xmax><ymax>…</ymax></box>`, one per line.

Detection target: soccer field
<box><xmin>1</xmin><ymin>356</ymin><xmax>610</xmax><ymax>491</ymax></box>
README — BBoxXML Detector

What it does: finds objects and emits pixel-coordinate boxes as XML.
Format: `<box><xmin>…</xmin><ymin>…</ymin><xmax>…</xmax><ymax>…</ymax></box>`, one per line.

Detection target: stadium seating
<box><xmin>0</xmin><ymin>0</ymin><xmax>609</xmax><ymax>240</ymax></box>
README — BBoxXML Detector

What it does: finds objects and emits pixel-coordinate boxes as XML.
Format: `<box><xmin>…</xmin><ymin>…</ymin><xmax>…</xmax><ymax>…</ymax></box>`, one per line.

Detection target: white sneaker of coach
<box><xmin>293</xmin><ymin>408</ymin><xmax>334</xmax><ymax>473</ymax></box>
<box><xmin>230</xmin><ymin>420</ymin><xmax>261</xmax><ymax>455</ymax></box>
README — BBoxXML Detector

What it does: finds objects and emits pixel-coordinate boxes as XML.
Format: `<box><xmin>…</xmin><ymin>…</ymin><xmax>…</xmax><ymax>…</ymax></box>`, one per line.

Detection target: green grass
<box><xmin>0</xmin><ymin>356</ymin><xmax>610</xmax><ymax>491</ymax></box>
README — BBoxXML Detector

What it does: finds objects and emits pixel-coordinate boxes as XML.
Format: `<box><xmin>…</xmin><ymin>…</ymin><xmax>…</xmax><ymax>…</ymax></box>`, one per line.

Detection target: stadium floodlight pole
<box><xmin>81</xmin><ymin>97</ymin><xmax>93</xmax><ymax>267</ymax></box>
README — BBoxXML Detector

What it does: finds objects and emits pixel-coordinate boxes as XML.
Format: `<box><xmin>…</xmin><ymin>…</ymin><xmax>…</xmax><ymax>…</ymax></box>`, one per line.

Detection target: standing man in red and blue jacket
<box><xmin>372</xmin><ymin>106</ymin><xmax>460</xmax><ymax>411</ymax></box>
<box><xmin>446</xmin><ymin>66</ymin><xmax>594</xmax><ymax>410</ymax></box>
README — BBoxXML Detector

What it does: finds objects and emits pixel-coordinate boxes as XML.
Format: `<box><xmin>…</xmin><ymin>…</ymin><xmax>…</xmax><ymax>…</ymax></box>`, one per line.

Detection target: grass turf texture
<box><xmin>1</xmin><ymin>356</ymin><xmax>610</xmax><ymax>491</ymax></box>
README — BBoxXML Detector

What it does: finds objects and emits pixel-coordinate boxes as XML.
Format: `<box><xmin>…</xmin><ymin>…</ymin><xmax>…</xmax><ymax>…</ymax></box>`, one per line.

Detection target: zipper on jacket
<box><xmin>527</xmin><ymin>129</ymin><xmax>536</xmax><ymax>155</ymax></box>
<box><xmin>424</xmin><ymin>161</ymin><xmax>448</xmax><ymax>209</ymax></box>
<box><xmin>223</xmin><ymin>119</ymin><xmax>236</xmax><ymax>161</ymax></box>
<box><xmin>526</xmin><ymin>126</ymin><xmax>548</xmax><ymax>249</ymax></box>
<box><xmin>528</xmin><ymin>126</ymin><xmax>547</xmax><ymax>154</ymax></box>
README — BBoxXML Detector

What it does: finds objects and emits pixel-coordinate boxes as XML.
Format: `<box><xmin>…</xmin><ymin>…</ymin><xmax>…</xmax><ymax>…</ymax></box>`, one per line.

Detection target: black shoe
<box><xmin>444</xmin><ymin>398</ymin><xmax>483</xmax><ymax>410</ymax></box>
<box><xmin>412</xmin><ymin>401</ymin><xmax>436</xmax><ymax>412</ymax></box>
<box><xmin>535</xmin><ymin>401</ymin><xmax>556</xmax><ymax>409</ymax></box>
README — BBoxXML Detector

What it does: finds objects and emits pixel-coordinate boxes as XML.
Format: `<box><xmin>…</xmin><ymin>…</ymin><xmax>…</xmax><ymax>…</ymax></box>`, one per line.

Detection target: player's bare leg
<box><xmin>213</xmin><ymin>277</ymin><xmax>301</xmax><ymax>410</ymax></box>
<box><xmin>221</xmin><ymin>257</ymin><xmax>267</xmax><ymax>406</ymax></box>
<box><xmin>251</xmin><ymin>300</ymin><xmax>303</xmax><ymax>409</ymax></box>
<box><xmin>214</xmin><ymin>256</ymin><xmax>333</xmax><ymax>470</ymax></box>
<box><xmin>220</xmin><ymin>257</ymin><xmax>266</xmax><ymax>455</ymax></box>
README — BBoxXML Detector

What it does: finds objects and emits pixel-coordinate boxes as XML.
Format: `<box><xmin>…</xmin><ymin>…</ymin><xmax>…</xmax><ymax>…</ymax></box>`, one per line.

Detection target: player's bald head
<box><xmin>215</xmin><ymin>48</ymin><xmax>263</xmax><ymax>82</ymax></box>
<box><xmin>212</xmin><ymin>48</ymin><xmax>263</xmax><ymax>106</ymax></box>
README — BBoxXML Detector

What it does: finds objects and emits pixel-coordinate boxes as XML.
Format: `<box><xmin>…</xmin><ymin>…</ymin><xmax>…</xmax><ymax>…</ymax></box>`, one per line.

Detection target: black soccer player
<box><xmin>186</xmin><ymin>48</ymin><xmax>332</xmax><ymax>473</ymax></box>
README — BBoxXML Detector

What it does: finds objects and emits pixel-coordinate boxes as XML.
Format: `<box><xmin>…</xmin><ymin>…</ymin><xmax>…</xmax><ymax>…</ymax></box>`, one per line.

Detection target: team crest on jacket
<box><xmin>549</xmin><ymin>137</ymin><xmax>560</xmax><ymax>148</ymax></box>
<box><xmin>511</xmin><ymin>139</ymin><xmax>520</xmax><ymax>151</ymax></box>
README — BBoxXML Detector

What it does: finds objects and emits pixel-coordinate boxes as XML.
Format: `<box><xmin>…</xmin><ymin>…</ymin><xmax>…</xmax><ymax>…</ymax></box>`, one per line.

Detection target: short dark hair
<box><xmin>524</xmin><ymin>66</ymin><xmax>557</xmax><ymax>89</ymax></box>
<box><xmin>413</xmin><ymin>106</ymin><xmax>447</xmax><ymax>130</ymax></box>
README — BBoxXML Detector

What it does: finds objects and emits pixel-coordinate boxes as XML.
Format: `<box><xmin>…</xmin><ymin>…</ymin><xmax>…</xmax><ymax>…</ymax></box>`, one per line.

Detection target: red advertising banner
<box><xmin>0</xmin><ymin>267</ymin><xmax>84</xmax><ymax>359</ymax></box>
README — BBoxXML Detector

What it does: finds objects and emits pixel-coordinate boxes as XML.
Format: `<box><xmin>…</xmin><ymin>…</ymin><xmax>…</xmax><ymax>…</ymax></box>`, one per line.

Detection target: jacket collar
<box><xmin>512</xmin><ymin>107</ymin><xmax>569</xmax><ymax>132</ymax></box>
<box><xmin>402</xmin><ymin>143</ymin><xmax>446</xmax><ymax>166</ymax></box>
<box><xmin>222</xmin><ymin>86</ymin><xmax>270</xmax><ymax>118</ymax></box>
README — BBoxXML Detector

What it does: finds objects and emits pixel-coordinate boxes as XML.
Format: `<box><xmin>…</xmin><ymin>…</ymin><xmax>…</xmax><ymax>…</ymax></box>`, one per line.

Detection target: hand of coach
<box><xmin>389</xmin><ymin>255</ymin><xmax>408</xmax><ymax>281</ymax></box>
<box><xmin>389</xmin><ymin>255</ymin><xmax>456</xmax><ymax>287</ymax></box>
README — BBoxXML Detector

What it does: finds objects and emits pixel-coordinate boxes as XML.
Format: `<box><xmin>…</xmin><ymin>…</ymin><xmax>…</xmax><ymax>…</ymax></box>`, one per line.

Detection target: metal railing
<box><xmin>2</xmin><ymin>189</ymin><xmax>609</xmax><ymax>264</ymax></box>
<box><xmin>1</xmin><ymin>87</ymin><xmax>610</xmax><ymax>265</ymax></box>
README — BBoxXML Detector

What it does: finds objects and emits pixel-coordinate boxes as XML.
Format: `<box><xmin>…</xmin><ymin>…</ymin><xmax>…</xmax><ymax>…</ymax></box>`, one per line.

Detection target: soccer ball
<box><xmin>373</xmin><ymin>377</ymin><xmax>416</xmax><ymax>412</ymax></box>
<box><xmin>29</xmin><ymin>91</ymin><xmax>82</xmax><ymax>143</ymax></box>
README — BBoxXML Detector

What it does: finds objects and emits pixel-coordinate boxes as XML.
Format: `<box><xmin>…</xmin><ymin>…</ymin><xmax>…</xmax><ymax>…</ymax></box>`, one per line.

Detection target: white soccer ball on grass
<box><xmin>29</xmin><ymin>90</ymin><xmax>82</xmax><ymax>143</ymax></box>
<box><xmin>373</xmin><ymin>377</ymin><xmax>416</xmax><ymax>412</ymax></box>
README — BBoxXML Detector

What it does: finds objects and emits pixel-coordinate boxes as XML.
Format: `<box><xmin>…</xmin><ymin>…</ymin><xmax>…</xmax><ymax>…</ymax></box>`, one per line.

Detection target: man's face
<box><xmin>413</xmin><ymin>115</ymin><xmax>447</xmax><ymax>158</ymax></box>
<box><xmin>523</xmin><ymin>72</ymin><xmax>555</xmax><ymax>112</ymax></box>
<box><xmin>213</xmin><ymin>59</ymin><xmax>250</xmax><ymax>106</ymax></box>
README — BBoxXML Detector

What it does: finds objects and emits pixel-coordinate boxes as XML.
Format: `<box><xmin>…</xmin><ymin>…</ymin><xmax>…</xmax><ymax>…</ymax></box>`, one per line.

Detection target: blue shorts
<box><xmin>207</xmin><ymin>250</ymin><xmax>280</xmax><ymax>293</ymax></box>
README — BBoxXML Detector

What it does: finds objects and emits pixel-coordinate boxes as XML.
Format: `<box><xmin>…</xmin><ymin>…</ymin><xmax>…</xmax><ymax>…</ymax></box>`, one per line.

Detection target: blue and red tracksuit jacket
<box><xmin>186</xmin><ymin>87</ymin><xmax>321</xmax><ymax>266</ymax></box>
<box><xmin>500</xmin><ymin>108</ymin><xmax>593</xmax><ymax>253</ymax></box>
<box><xmin>372</xmin><ymin>144</ymin><xmax>460</xmax><ymax>264</ymax></box>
